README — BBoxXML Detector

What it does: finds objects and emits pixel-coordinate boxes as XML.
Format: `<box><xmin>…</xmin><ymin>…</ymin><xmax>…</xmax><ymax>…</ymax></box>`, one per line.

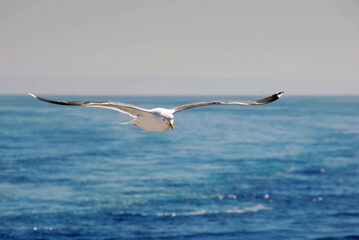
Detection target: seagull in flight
<box><xmin>29</xmin><ymin>92</ymin><xmax>284</xmax><ymax>132</ymax></box>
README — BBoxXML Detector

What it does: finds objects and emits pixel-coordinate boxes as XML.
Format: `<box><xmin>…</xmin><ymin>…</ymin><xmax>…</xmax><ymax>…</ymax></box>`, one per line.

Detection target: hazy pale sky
<box><xmin>1</xmin><ymin>0</ymin><xmax>358</xmax><ymax>95</ymax></box>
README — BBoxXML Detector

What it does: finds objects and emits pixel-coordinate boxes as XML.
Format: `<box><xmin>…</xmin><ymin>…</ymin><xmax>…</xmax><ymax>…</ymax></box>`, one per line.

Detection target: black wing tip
<box><xmin>276</xmin><ymin>92</ymin><xmax>284</xmax><ymax>98</ymax></box>
<box><xmin>27</xmin><ymin>92</ymin><xmax>76</xmax><ymax>106</ymax></box>
<box><xmin>28</xmin><ymin>92</ymin><xmax>38</xmax><ymax>99</ymax></box>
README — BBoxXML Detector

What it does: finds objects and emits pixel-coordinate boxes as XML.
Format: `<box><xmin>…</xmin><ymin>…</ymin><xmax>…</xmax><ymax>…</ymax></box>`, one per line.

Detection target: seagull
<box><xmin>28</xmin><ymin>92</ymin><xmax>284</xmax><ymax>132</ymax></box>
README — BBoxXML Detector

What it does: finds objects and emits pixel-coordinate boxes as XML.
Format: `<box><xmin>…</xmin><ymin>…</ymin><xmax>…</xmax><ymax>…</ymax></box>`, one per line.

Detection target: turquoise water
<box><xmin>1</xmin><ymin>95</ymin><xmax>359</xmax><ymax>240</ymax></box>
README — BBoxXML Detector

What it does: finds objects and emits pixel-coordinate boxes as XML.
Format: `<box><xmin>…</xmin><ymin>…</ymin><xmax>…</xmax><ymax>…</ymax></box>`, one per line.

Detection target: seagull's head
<box><xmin>152</xmin><ymin>108</ymin><xmax>174</xmax><ymax>130</ymax></box>
<box><xmin>161</xmin><ymin>116</ymin><xmax>174</xmax><ymax>130</ymax></box>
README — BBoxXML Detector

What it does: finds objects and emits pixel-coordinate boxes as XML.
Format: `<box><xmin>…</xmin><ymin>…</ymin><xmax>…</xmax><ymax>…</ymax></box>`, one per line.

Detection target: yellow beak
<box><xmin>168</xmin><ymin>122</ymin><xmax>174</xmax><ymax>130</ymax></box>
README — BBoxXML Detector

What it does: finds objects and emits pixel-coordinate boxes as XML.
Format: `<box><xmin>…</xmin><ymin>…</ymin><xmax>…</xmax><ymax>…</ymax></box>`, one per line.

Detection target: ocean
<box><xmin>0</xmin><ymin>95</ymin><xmax>358</xmax><ymax>240</ymax></box>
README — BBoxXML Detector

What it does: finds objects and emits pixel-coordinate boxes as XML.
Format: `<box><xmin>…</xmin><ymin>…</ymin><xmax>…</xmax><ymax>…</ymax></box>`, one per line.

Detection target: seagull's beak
<box><xmin>168</xmin><ymin>122</ymin><xmax>174</xmax><ymax>130</ymax></box>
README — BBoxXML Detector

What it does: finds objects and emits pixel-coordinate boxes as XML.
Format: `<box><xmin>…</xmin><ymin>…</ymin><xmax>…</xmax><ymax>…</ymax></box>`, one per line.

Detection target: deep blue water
<box><xmin>1</xmin><ymin>95</ymin><xmax>359</xmax><ymax>240</ymax></box>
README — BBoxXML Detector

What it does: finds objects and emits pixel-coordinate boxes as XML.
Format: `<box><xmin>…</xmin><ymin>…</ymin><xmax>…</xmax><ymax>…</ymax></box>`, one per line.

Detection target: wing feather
<box><xmin>28</xmin><ymin>93</ymin><xmax>150</xmax><ymax>118</ymax></box>
<box><xmin>171</xmin><ymin>92</ymin><xmax>284</xmax><ymax>113</ymax></box>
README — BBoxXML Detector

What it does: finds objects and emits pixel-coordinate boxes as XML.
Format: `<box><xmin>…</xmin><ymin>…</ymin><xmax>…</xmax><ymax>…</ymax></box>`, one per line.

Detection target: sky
<box><xmin>0</xmin><ymin>0</ymin><xmax>358</xmax><ymax>95</ymax></box>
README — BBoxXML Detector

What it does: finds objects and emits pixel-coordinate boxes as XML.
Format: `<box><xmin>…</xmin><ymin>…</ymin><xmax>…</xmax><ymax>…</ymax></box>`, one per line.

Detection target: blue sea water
<box><xmin>0</xmin><ymin>95</ymin><xmax>359</xmax><ymax>240</ymax></box>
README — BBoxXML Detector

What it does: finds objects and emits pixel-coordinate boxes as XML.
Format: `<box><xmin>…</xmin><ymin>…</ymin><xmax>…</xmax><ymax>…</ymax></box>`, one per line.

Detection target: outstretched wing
<box><xmin>28</xmin><ymin>93</ymin><xmax>151</xmax><ymax>118</ymax></box>
<box><xmin>171</xmin><ymin>92</ymin><xmax>284</xmax><ymax>113</ymax></box>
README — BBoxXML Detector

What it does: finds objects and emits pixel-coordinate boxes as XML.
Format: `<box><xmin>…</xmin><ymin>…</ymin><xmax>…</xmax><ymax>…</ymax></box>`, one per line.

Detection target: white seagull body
<box><xmin>29</xmin><ymin>92</ymin><xmax>284</xmax><ymax>132</ymax></box>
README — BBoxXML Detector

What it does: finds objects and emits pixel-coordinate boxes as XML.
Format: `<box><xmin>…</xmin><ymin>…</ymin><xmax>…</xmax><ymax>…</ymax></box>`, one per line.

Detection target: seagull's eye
<box><xmin>162</xmin><ymin>119</ymin><xmax>165</xmax><ymax>122</ymax></box>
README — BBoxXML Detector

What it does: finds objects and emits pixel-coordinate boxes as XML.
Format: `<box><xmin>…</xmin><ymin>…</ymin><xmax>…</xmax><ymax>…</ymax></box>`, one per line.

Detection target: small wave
<box><xmin>315</xmin><ymin>235</ymin><xmax>359</xmax><ymax>240</ymax></box>
<box><xmin>285</xmin><ymin>166</ymin><xmax>301</xmax><ymax>173</ymax></box>
<box><xmin>186</xmin><ymin>209</ymin><xmax>207</xmax><ymax>216</ymax></box>
<box><xmin>225</xmin><ymin>204</ymin><xmax>270</xmax><ymax>214</ymax></box>
<box><xmin>330</xmin><ymin>212</ymin><xmax>359</xmax><ymax>217</ymax></box>
<box><xmin>156</xmin><ymin>204</ymin><xmax>270</xmax><ymax>217</ymax></box>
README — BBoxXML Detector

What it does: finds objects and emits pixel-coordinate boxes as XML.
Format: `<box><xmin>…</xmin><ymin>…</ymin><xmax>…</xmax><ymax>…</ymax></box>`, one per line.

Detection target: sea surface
<box><xmin>0</xmin><ymin>95</ymin><xmax>359</xmax><ymax>240</ymax></box>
